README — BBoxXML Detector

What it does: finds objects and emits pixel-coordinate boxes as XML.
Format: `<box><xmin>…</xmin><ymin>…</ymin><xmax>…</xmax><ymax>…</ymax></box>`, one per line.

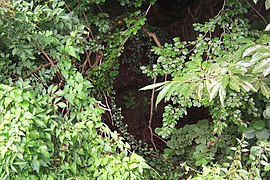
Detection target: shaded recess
<box><xmin>112</xmin><ymin>0</ymin><xmax>224</xmax><ymax>149</ymax></box>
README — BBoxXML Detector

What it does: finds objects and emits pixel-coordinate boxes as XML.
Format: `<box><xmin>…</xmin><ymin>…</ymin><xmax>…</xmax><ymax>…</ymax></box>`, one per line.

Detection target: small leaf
<box><xmin>57</xmin><ymin>102</ymin><xmax>67</xmax><ymax>108</ymax></box>
<box><xmin>24</xmin><ymin>112</ymin><xmax>33</xmax><ymax>119</ymax></box>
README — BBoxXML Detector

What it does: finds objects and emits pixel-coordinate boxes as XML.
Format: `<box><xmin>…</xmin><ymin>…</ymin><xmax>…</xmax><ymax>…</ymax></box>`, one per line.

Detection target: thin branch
<box><xmin>146</xmin><ymin>31</ymin><xmax>163</xmax><ymax>151</ymax></box>
<box><xmin>77</xmin><ymin>0</ymin><xmax>94</xmax><ymax>39</ymax></box>
<box><xmin>22</xmin><ymin>62</ymin><xmax>55</xmax><ymax>79</ymax></box>
<box><xmin>245</xmin><ymin>0</ymin><xmax>268</xmax><ymax>25</ymax></box>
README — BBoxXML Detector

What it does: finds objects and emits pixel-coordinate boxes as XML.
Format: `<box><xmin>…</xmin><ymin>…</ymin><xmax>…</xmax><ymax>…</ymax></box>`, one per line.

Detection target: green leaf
<box><xmin>24</xmin><ymin>112</ymin><xmax>33</xmax><ymax>119</ymax></box>
<box><xmin>39</xmin><ymin>145</ymin><xmax>50</xmax><ymax>158</ymax></box>
<box><xmin>29</xmin><ymin>130</ymin><xmax>40</xmax><ymax>139</ymax></box>
<box><xmin>243</xmin><ymin>45</ymin><xmax>262</xmax><ymax>57</ymax></box>
<box><xmin>263</xmin><ymin>66</ymin><xmax>270</xmax><ymax>77</ymax></box>
<box><xmin>251</xmin><ymin>120</ymin><xmax>265</xmax><ymax>130</ymax></box>
<box><xmin>229</xmin><ymin>76</ymin><xmax>241</xmax><ymax>92</ymax></box>
<box><xmin>209</xmin><ymin>82</ymin><xmax>221</xmax><ymax>101</ymax></box>
<box><xmin>31</xmin><ymin>156</ymin><xmax>40</xmax><ymax>173</ymax></box>
<box><xmin>240</xmin><ymin>80</ymin><xmax>256</xmax><ymax>92</ymax></box>
<box><xmin>139</xmin><ymin>82</ymin><xmax>167</xmax><ymax>91</ymax></box>
<box><xmin>255</xmin><ymin>129</ymin><xmax>270</xmax><ymax>139</ymax></box>
<box><xmin>197</xmin><ymin>82</ymin><xmax>204</xmax><ymax>101</ymax></box>
<box><xmin>219</xmin><ymin>84</ymin><xmax>226</xmax><ymax>106</ymax></box>
<box><xmin>57</xmin><ymin>102</ymin><xmax>67</xmax><ymax>108</ymax></box>
<box><xmin>156</xmin><ymin>83</ymin><xmax>173</xmax><ymax>106</ymax></box>
<box><xmin>129</xmin><ymin>163</ymin><xmax>138</xmax><ymax>169</ymax></box>
<box><xmin>253</xmin><ymin>59</ymin><xmax>270</xmax><ymax>73</ymax></box>
<box><xmin>261</xmin><ymin>81</ymin><xmax>270</xmax><ymax>98</ymax></box>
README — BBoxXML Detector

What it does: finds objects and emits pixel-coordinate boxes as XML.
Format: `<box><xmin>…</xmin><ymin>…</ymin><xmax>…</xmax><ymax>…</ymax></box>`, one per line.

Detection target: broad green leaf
<box><xmin>263</xmin><ymin>66</ymin><xmax>270</xmax><ymax>77</ymax></box>
<box><xmin>240</xmin><ymin>80</ymin><xmax>256</xmax><ymax>92</ymax></box>
<box><xmin>261</xmin><ymin>81</ymin><xmax>270</xmax><ymax>98</ymax></box>
<box><xmin>251</xmin><ymin>120</ymin><xmax>265</xmax><ymax>130</ymax></box>
<box><xmin>252</xmin><ymin>59</ymin><xmax>270</xmax><ymax>73</ymax></box>
<box><xmin>243</xmin><ymin>45</ymin><xmax>262</xmax><ymax>58</ymax></box>
<box><xmin>140</xmin><ymin>82</ymin><xmax>167</xmax><ymax>91</ymax></box>
<box><xmin>29</xmin><ymin>130</ymin><xmax>40</xmax><ymax>139</ymax></box>
<box><xmin>209</xmin><ymin>82</ymin><xmax>221</xmax><ymax>101</ymax></box>
<box><xmin>255</xmin><ymin>129</ymin><xmax>270</xmax><ymax>139</ymax></box>
<box><xmin>39</xmin><ymin>145</ymin><xmax>50</xmax><ymax>158</ymax></box>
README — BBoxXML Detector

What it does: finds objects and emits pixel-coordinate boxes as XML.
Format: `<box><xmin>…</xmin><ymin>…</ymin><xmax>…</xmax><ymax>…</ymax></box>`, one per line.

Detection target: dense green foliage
<box><xmin>1</xmin><ymin>0</ymin><xmax>270</xmax><ymax>179</ymax></box>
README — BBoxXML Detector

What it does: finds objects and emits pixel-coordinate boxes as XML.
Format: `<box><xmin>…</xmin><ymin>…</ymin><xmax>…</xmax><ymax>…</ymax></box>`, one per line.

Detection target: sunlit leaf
<box><xmin>209</xmin><ymin>82</ymin><xmax>221</xmax><ymax>101</ymax></box>
<box><xmin>140</xmin><ymin>82</ymin><xmax>167</xmax><ymax>91</ymax></box>
<box><xmin>197</xmin><ymin>82</ymin><xmax>204</xmax><ymax>101</ymax></box>
<box><xmin>242</xmin><ymin>45</ymin><xmax>262</xmax><ymax>57</ymax></box>
<box><xmin>156</xmin><ymin>83</ymin><xmax>173</xmax><ymax>106</ymax></box>
<box><xmin>252</xmin><ymin>59</ymin><xmax>270</xmax><ymax>73</ymax></box>
<box><xmin>261</xmin><ymin>81</ymin><xmax>270</xmax><ymax>98</ymax></box>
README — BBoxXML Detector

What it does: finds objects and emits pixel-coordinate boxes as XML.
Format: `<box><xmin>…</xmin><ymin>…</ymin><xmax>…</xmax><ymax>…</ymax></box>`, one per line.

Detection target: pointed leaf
<box><xmin>229</xmin><ymin>76</ymin><xmax>241</xmax><ymax>92</ymax></box>
<box><xmin>209</xmin><ymin>82</ymin><xmax>221</xmax><ymax>101</ymax></box>
<box><xmin>219</xmin><ymin>85</ymin><xmax>226</xmax><ymax>106</ymax></box>
<box><xmin>263</xmin><ymin>66</ymin><xmax>270</xmax><ymax>77</ymax></box>
<box><xmin>197</xmin><ymin>82</ymin><xmax>204</xmax><ymax>101</ymax></box>
<box><xmin>156</xmin><ymin>83</ymin><xmax>173</xmax><ymax>106</ymax></box>
<box><xmin>243</xmin><ymin>45</ymin><xmax>262</xmax><ymax>57</ymax></box>
<box><xmin>140</xmin><ymin>82</ymin><xmax>167</xmax><ymax>91</ymax></box>
<box><xmin>261</xmin><ymin>81</ymin><xmax>270</xmax><ymax>98</ymax></box>
<box><xmin>253</xmin><ymin>59</ymin><xmax>270</xmax><ymax>73</ymax></box>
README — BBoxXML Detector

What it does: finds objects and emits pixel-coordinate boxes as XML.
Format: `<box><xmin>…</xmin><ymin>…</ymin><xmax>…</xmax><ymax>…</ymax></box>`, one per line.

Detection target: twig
<box><xmin>22</xmin><ymin>62</ymin><xmax>55</xmax><ymax>79</ymax></box>
<box><xmin>245</xmin><ymin>0</ymin><xmax>268</xmax><ymax>25</ymax></box>
<box><xmin>77</xmin><ymin>0</ymin><xmax>94</xmax><ymax>39</ymax></box>
<box><xmin>36</xmin><ymin>44</ymin><xmax>64</xmax><ymax>83</ymax></box>
<box><xmin>102</xmin><ymin>90</ymin><xmax>114</xmax><ymax>126</ymax></box>
<box><xmin>146</xmin><ymin>31</ymin><xmax>163</xmax><ymax>151</ymax></box>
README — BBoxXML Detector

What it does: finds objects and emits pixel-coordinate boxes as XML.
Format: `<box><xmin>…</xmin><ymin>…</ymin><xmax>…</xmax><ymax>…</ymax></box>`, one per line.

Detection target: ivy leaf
<box><xmin>67</xmin><ymin>46</ymin><xmax>78</xmax><ymax>59</ymax></box>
